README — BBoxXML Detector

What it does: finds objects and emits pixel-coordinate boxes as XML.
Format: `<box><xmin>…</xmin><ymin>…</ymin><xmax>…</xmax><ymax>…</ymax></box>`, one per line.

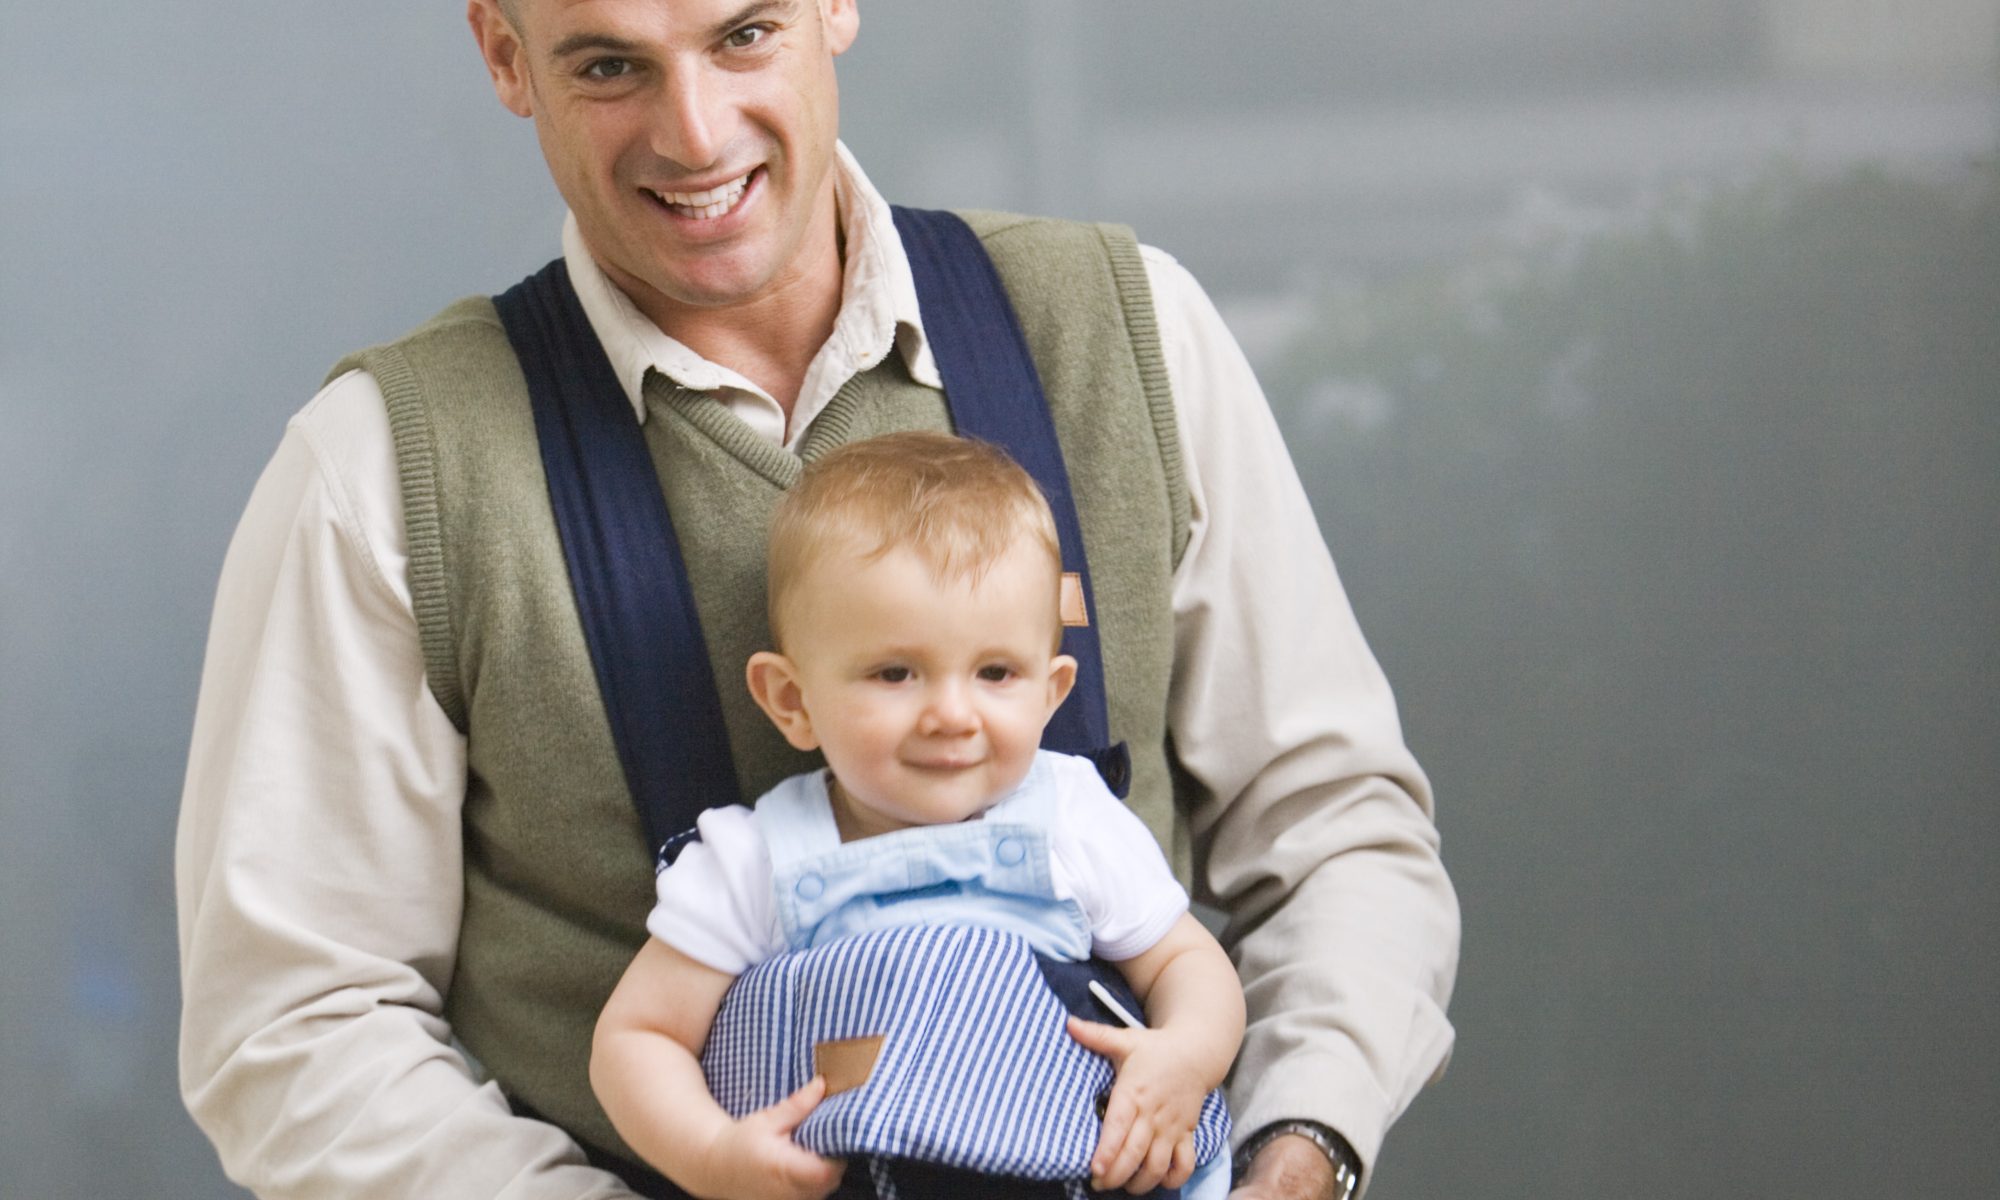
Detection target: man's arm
<box><xmin>175</xmin><ymin>372</ymin><xmax>637</xmax><ymax>1198</ymax></box>
<box><xmin>1143</xmin><ymin>248</ymin><xmax>1462</xmax><ymax>1195</ymax></box>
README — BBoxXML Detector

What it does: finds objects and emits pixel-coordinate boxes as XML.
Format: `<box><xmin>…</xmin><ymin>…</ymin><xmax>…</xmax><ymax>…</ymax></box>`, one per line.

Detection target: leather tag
<box><xmin>814</xmin><ymin>1034</ymin><xmax>886</xmax><ymax>1096</ymax></box>
<box><xmin>1060</xmin><ymin>573</ymin><xmax>1089</xmax><ymax>627</ymax></box>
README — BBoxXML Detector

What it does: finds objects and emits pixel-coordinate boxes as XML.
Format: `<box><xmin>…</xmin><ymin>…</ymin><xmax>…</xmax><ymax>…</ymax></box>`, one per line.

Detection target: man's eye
<box><xmin>875</xmin><ymin>667</ymin><xmax>911</xmax><ymax>683</ymax></box>
<box><xmin>582</xmin><ymin>58</ymin><xmax>633</xmax><ymax>80</ymax></box>
<box><xmin>723</xmin><ymin>25</ymin><xmax>770</xmax><ymax>50</ymax></box>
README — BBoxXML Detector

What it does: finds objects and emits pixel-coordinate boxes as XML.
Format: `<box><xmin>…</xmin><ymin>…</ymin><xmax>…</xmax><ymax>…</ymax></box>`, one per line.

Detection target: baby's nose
<box><xmin>920</xmin><ymin>681</ymin><xmax>977</xmax><ymax>733</ymax></box>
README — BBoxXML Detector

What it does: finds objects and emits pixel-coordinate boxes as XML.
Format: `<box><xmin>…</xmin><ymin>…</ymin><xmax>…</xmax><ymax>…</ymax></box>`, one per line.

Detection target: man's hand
<box><xmin>1228</xmin><ymin>1133</ymin><xmax>1339</xmax><ymax>1200</ymax></box>
<box><xmin>692</xmin><ymin>1076</ymin><xmax>846</xmax><ymax>1200</ymax></box>
<box><xmin>1067</xmin><ymin>1016</ymin><xmax>1213</xmax><ymax>1194</ymax></box>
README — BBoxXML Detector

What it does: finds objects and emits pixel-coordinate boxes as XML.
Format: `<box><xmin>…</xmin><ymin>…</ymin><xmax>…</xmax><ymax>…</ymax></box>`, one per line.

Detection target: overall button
<box><xmin>795</xmin><ymin>873</ymin><xmax>826</xmax><ymax>901</ymax></box>
<box><xmin>995</xmin><ymin>837</ymin><xmax>1026</xmax><ymax>867</ymax></box>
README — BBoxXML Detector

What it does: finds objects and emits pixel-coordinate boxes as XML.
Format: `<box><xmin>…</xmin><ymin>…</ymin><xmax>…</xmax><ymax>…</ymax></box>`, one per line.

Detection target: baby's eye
<box><xmin>875</xmin><ymin>666</ymin><xmax>911</xmax><ymax>683</ymax></box>
<box><xmin>976</xmin><ymin>665</ymin><xmax>1016</xmax><ymax>683</ymax></box>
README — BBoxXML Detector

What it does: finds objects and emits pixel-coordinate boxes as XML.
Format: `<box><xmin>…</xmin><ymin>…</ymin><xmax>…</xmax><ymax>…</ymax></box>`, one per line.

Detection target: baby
<box><xmin>592</xmin><ymin>431</ymin><xmax>1244</xmax><ymax>1200</ymax></box>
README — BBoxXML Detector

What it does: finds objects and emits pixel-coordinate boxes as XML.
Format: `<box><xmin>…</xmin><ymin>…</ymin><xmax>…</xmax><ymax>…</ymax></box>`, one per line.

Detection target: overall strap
<box><xmin>492</xmin><ymin>259</ymin><xmax>741</xmax><ymax>864</ymax></box>
<box><xmin>752</xmin><ymin>770</ymin><xmax>844</xmax><ymax>873</ymax></box>
<box><xmin>891</xmin><ymin>206</ymin><xmax>1131</xmax><ymax>798</ymax></box>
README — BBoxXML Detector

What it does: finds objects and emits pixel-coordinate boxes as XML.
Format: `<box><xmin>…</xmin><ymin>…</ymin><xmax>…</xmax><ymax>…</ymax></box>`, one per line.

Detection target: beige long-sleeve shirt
<box><xmin>177</xmin><ymin>144</ymin><xmax>1458</xmax><ymax>1199</ymax></box>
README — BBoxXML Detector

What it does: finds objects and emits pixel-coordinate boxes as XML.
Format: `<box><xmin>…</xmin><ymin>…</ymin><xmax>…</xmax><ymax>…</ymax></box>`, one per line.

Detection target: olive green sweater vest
<box><xmin>332</xmin><ymin>212</ymin><xmax>1192</xmax><ymax>1158</ymax></box>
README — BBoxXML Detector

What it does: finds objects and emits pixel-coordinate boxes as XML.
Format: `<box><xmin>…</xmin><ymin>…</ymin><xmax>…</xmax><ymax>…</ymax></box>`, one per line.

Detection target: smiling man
<box><xmin>176</xmin><ymin>2</ymin><xmax>1459</xmax><ymax>1199</ymax></box>
<box><xmin>474</xmin><ymin>0</ymin><xmax>854</xmax><ymax>405</ymax></box>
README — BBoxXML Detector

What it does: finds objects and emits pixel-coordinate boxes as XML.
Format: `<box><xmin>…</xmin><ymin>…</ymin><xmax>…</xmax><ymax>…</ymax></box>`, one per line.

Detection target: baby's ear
<box><xmin>1045</xmin><ymin>653</ymin><xmax>1078</xmax><ymax>716</ymax></box>
<box><xmin>746</xmin><ymin>651</ymin><xmax>820</xmax><ymax>751</ymax></box>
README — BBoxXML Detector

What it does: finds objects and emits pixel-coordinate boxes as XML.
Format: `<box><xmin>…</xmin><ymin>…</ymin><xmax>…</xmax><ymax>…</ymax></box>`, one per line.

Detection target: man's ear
<box><xmin>468</xmin><ymin>0</ymin><xmax>535</xmax><ymax>118</ymax></box>
<box><xmin>747</xmin><ymin>651</ymin><xmax>820</xmax><ymax>751</ymax></box>
<box><xmin>821</xmin><ymin>0</ymin><xmax>860</xmax><ymax>57</ymax></box>
<box><xmin>1045</xmin><ymin>653</ymin><xmax>1078</xmax><ymax>717</ymax></box>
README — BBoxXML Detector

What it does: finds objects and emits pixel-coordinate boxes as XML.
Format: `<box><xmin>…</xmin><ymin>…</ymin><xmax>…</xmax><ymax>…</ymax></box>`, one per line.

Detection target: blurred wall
<box><xmin>3</xmin><ymin>2</ymin><xmax>1995</xmax><ymax>1196</ymax></box>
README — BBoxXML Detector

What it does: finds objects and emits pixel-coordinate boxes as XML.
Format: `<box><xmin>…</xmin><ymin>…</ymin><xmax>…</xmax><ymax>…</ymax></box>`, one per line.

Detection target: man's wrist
<box><xmin>1233</xmin><ymin>1121</ymin><xmax>1361</xmax><ymax>1200</ymax></box>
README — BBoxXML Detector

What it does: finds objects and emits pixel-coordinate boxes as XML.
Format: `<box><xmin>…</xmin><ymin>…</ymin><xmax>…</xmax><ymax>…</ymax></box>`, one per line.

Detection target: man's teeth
<box><xmin>653</xmin><ymin>174</ymin><xmax>750</xmax><ymax>220</ymax></box>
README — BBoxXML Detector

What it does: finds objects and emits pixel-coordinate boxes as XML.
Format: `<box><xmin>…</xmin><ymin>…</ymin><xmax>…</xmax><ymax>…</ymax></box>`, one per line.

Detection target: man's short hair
<box><xmin>766</xmin><ymin>431</ymin><xmax>1063</xmax><ymax>648</ymax></box>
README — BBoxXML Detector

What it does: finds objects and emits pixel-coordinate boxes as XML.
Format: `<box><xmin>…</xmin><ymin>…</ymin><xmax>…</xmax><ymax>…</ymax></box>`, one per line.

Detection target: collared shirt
<box><xmin>176</xmin><ymin>144</ymin><xmax>1458</xmax><ymax>1200</ymax></box>
<box><xmin>570</xmin><ymin>146</ymin><xmax>940</xmax><ymax>443</ymax></box>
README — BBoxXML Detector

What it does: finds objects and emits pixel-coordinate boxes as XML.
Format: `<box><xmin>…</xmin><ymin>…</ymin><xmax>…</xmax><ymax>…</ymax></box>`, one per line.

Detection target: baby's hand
<box><xmin>697</xmin><ymin>1076</ymin><xmax>846</xmax><ymax>1200</ymax></box>
<box><xmin>1067</xmin><ymin>1016</ymin><xmax>1211</xmax><ymax>1194</ymax></box>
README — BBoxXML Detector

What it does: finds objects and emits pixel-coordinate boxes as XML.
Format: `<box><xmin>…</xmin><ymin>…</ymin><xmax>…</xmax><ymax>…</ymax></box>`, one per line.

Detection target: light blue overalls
<box><xmin>700</xmin><ymin>753</ymin><xmax>1231</xmax><ymax>1200</ymax></box>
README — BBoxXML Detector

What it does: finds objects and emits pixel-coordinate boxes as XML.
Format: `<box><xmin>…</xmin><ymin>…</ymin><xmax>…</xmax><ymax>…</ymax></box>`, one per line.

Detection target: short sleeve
<box><xmin>646</xmin><ymin>805</ymin><xmax>785</xmax><ymax>975</ymax></box>
<box><xmin>1045</xmin><ymin>754</ymin><xmax>1190</xmax><ymax>961</ymax></box>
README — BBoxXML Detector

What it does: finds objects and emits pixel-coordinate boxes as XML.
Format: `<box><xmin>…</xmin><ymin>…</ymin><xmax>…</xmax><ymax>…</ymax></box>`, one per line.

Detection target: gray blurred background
<box><xmin>3</xmin><ymin>1</ymin><xmax>1996</xmax><ymax>1195</ymax></box>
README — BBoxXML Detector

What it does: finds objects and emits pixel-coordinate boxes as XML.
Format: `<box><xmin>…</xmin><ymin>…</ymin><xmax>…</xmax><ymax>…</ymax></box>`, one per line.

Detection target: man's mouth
<box><xmin>646</xmin><ymin>169</ymin><xmax>756</xmax><ymax>221</ymax></box>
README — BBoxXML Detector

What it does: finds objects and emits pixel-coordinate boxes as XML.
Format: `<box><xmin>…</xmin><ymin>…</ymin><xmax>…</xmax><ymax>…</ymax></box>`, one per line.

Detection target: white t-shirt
<box><xmin>648</xmin><ymin>751</ymin><xmax>1189</xmax><ymax>976</ymax></box>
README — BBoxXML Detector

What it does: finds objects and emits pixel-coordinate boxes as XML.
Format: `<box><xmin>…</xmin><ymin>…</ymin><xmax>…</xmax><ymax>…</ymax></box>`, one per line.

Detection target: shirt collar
<box><xmin>561</xmin><ymin>141</ymin><xmax>941</xmax><ymax>438</ymax></box>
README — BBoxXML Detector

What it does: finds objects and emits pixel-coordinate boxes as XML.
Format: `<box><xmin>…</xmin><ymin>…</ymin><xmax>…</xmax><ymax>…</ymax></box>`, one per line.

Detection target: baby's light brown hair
<box><xmin>766</xmin><ymin>431</ymin><xmax>1063</xmax><ymax>649</ymax></box>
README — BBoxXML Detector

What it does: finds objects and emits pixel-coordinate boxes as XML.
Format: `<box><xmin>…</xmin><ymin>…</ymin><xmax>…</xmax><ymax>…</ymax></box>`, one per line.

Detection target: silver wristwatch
<box><xmin>1233</xmin><ymin>1120</ymin><xmax>1362</xmax><ymax>1200</ymax></box>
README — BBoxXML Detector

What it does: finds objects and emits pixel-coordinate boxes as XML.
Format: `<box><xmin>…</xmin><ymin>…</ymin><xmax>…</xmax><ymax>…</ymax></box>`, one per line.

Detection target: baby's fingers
<box><xmin>1124</xmin><ymin>1130</ymin><xmax>1178</xmax><ymax>1195</ymax></box>
<box><xmin>773</xmin><ymin>1148</ymin><xmax>846</xmax><ymax>1200</ymax></box>
<box><xmin>1096</xmin><ymin>1108</ymin><xmax>1155</xmax><ymax>1192</ymax></box>
<box><xmin>1067</xmin><ymin>1015</ymin><xmax>1140</xmax><ymax>1065</ymax></box>
<box><xmin>1090</xmin><ymin>1090</ymin><xmax>1136</xmax><ymax>1189</ymax></box>
<box><xmin>760</xmin><ymin>1075</ymin><xmax>829</xmax><ymax>1134</ymax></box>
<box><xmin>1162</xmin><ymin>1133</ymin><xmax>1197</xmax><ymax>1190</ymax></box>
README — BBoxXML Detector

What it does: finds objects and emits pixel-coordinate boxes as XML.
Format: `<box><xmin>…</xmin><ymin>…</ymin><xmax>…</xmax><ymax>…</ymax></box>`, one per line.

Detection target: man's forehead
<box><xmin>514</xmin><ymin>0</ymin><xmax>809</xmax><ymax>33</ymax></box>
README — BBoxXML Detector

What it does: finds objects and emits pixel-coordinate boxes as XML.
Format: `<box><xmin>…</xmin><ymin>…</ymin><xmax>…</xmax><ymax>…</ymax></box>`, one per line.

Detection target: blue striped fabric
<box><xmin>702</xmin><ymin>924</ymin><xmax>1230</xmax><ymax>1182</ymax></box>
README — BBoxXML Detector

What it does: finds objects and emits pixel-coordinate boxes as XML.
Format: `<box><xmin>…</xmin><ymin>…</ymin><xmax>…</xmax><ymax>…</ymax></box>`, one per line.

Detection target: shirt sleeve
<box><xmin>1046</xmin><ymin>754</ymin><xmax>1190</xmax><ymax>962</ymax></box>
<box><xmin>647</xmin><ymin>806</ymin><xmax>784</xmax><ymax>974</ymax></box>
<box><xmin>1141</xmin><ymin>246</ymin><xmax>1462</xmax><ymax>1172</ymax></box>
<box><xmin>174</xmin><ymin>370</ymin><xmax>639</xmax><ymax>1199</ymax></box>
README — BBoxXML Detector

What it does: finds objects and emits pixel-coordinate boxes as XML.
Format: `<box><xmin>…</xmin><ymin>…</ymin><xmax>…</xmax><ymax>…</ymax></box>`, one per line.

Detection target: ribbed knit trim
<box><xmin>365</xmin><ymin>341</ymin><xmax>468</xmax><ymax>732</ymax></box>
<box><xmin>1097</xmin><ymin>223</ymin><xmax>1191</xmax><ymax>568</ymax></box>
<box><xmin>644</xmin><ymin>371</ymin><xmax>803</xmax><ymax>490</ymax></box>
<box><xmin>795</xmin><ymin>370</ymin><xmax>879</xmax><ymax>461</ymax></box>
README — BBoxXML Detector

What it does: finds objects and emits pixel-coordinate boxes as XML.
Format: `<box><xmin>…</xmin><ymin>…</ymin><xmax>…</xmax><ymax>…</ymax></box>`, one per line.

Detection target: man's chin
<box><xmin>654</xmin><ymin>270</ymin><xmax>779</xmax><ymax>312</ymax></box>
<box><xmin>616</xmin><ymin>250</ymin><xmax>782</xmax><ymax>317</ymax></box>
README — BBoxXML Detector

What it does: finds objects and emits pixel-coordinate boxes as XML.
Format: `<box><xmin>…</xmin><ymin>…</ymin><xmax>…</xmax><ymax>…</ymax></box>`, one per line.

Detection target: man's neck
<box><xmin>620</xmin><ymin>194</ymin><xmax>847</xmax><ymax>421</ymax></box>
<box><xmin>660</xmin><ymin>276</ymin><xmax>839</xmax><ymax>419</ymax></box>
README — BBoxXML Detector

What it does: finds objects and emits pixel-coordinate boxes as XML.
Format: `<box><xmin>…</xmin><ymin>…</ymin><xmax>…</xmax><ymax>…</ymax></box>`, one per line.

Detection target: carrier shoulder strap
<box><xmin>493</xmin><ymin>259</ymin><xmax>742</xmax><ymax>862</ymax></box>
<box><xmin>491</xmin><ymin>209</ymin><xmax>1127</xmax><ymax>863</ymax></box>
<box><xmin>890</xmin><ymin>207</ymin><xmax>1130</xmax><ymax>798</ymax></box>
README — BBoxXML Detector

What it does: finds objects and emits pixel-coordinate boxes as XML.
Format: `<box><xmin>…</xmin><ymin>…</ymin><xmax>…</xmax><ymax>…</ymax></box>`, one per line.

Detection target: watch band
<box><xmin>1233</xmin><ymin>1120</ymin><xmax>1362</xmax><ymax>1200</ymax></box>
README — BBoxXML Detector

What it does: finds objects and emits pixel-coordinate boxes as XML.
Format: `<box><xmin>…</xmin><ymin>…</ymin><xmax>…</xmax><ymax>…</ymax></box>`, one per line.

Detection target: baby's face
<box><xmin>777</xmin><ymin>536</ymin><xmax>1076</xmax><ymax>841</ymax></box>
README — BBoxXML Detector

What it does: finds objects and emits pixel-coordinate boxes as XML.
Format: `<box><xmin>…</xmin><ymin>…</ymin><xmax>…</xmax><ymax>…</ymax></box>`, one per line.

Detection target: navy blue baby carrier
<box><xmin>492</xmin><ymin>208</ymin><xmax>1220</xmax><ymax>1199</ymax></box>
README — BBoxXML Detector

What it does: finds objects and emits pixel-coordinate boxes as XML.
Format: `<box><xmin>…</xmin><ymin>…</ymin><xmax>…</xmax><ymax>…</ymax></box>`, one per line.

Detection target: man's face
<box><xmin>470</xmin><ymin>0</ymin><xmax>858</xmax><ymax>321</ymax></box>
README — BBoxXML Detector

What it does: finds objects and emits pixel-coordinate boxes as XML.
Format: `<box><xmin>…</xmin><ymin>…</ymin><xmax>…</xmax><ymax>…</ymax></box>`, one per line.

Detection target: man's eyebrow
<box><xmin>549</xmin><ymin>32</ymin><xmax>647</xmax><ymax>60</ymax></box>
<box><xmin>547</xmin><ymin>2</ymin><xmax>798</xmax><ymax>61</ymax></box>
<box><xmin>703</xmin><ymin>0</ymin><xmax>796</xmax><ymax>40</ymax></box>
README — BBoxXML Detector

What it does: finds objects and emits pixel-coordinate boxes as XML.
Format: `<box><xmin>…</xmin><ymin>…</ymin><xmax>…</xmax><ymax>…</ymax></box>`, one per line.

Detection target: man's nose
<box><xmin>651</xmin><ymin>65</ymin><xmax>730</xmax><ymax>169</ymax></box>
